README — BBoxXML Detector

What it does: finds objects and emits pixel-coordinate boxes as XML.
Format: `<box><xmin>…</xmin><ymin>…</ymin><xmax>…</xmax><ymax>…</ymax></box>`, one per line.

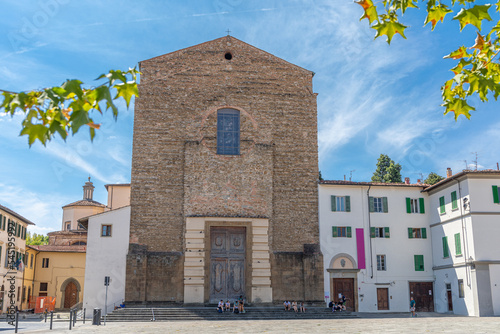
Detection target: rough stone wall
<box><xmin>127</xmin><ymin>36</ymin><xmax>323</xmax><ymax>303</ymax></box>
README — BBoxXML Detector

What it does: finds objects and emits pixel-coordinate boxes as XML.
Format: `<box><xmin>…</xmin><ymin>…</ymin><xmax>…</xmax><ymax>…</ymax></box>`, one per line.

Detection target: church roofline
<box><xmin>62</xmin><ymin>199</ymin><xmax>106</xmax><ymax>209</ymax></box>
<box><xmin>104</xmin><ymin>183</ymin><xmax>130</xmax><ymax>190</ymax></box>
<box><xmin>139</xmin><ymin>35</ymin><xmax>314</xmax><ymax>75</ymax></box>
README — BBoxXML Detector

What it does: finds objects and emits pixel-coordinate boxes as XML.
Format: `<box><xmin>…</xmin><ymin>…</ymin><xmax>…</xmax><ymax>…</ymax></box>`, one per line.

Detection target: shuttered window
<box><xmin>451</xmin><ymin>191</ymin><xmax>458</xmax><ymax>210</ymax></box>
<box><xmin>370</xmin><ymin>227</ymin><xmax>390</xmax><ymax>238</ymax></box>
<box><xmin>0</xmin><ymin>214</ymin><xmax>3</xmax><ymax>230</ymax></box>
<box><xmin>369</xmin><ymin>197</ymin><xmax>388</xmax><ymax>213</ymax></box>
<box><xmin>408</xmin><ymin>228</ymin><xmax>426</xmax><ymax>239</ymax></box>
<box><xmin>439</xmin><ymin>196</ymin><xmax>445</xmax><ymax>214</ymax></box>
<box><xmin>332</xmin><ymin>226</ymin><xmax>352</xmax><ymax>238</ymax></box>
<box><xmin>331</xmin><ymin>196</ymin><xmax>351</xmax><ymax>212</ymax></box>
<box><xmin>442</xmin><ymin>236</ymin><xmax>449</xmax><ymax>258</ymax></box>
<box><xmin>493</xmin><ymin>185</ymin><xmax>500</xmax><ymax>204</ymax></box>
<box><xmin>455</xmin><ymin>233</ymin><xmax>462</xmax><ymax>256</ymax></box>
<box><xmin>406</xmin><ymin>198</ymin><xmax>425</xmax><ymax>214</ymax></box>
<box><xmin>414</xmin><ymin>255</ymin><xmax>424</xmax><ymax>271</ymax></box>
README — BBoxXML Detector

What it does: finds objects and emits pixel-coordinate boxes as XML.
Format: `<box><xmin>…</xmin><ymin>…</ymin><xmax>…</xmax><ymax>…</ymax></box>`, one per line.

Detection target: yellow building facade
<box><xmin>21</xmin><ymin>179</ymin><xmax>105</xmax><ymax>311</ymax></box>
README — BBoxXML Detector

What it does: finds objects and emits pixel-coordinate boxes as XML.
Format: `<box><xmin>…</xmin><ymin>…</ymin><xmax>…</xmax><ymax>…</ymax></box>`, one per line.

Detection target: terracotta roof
<box><xmin>0</xmin><ymin>204</ymin><xmax>35</xmax><ymax>225</ymax></box>
<box><xmin>62</xmin><ymin>199</ymin><xmax>105</xmax><ymax>208</ymax></box>
<box><xmin>27</xmin><ymin>245</ymin><xmax>86</xmax><ymax>253</ymax></box>
<box><xmin>422</xmin><ymin>169</ymin><xmax>500</xmax><ymax>192</ymax></box>
<box><xmin>320</xmin><ymin>180</ymin><xmax>427</xmax><ymax>188</ymax></box>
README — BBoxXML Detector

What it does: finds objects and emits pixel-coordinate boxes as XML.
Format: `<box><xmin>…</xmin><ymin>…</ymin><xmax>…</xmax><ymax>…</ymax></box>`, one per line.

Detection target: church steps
<box><xmin>102</xmin><ymin>307</ymin><xmax>357</xmax><ymax>322</ymax></box>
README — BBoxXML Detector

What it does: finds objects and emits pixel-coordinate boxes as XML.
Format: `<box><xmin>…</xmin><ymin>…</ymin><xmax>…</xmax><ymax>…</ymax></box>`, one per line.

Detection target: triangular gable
<box><xmin>139</xmin><ymin>35</ymin><xmax>313</xmax><ymax>75</ymax></box>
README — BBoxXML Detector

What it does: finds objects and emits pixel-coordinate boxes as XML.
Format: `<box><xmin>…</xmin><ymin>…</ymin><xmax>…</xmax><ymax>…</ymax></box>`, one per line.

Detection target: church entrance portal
<box><xmin>209</xmin><ymin>227</ymin><xmax>246</xmax><ymax>304</ymax></box>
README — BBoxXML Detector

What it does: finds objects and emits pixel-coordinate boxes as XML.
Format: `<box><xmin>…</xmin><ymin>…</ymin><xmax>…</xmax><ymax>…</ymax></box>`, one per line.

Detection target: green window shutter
<box><xmin>331</xmin><ymin>196</ymin><xmax>336</xmax><ymax>212</ymax></box>
<box><xmin>345</xmin><ymin>196</ymin><xmax>351</xmax><ymax>212</ymax></box>
<box><xmin>455</xmin><ymin>233</ymin><xmax>462</xmax><ymax>256</ymax></box>
<box><xmin>347</xmin><ymin>227</ymin><xmax>352</xmax><ymax>238</ymax></box>
<box><xmin>493</xmin><ymin>186</ymin><xmax>499</xmax><ymax>204</ymax></box>
<box><xmin>442</xmin><ymin>237</ymin><xmax>449</xmax><ymax>258</ymax></box>
<box><xmin>406</xmin><ymin>198</ymin><xmax>411</xmax><ymax>213</ymax></box>
<box><xmin>369</xmin><ymin>197</ymin><xmax>374</xmax><ymax>212</ymax></box>
<box><xmin>382</xmin><ymin>197</ymin><xmax>388</xmax><ymax>213</ymax></box>
<box><xmin>451</xmin><ymin>191</ymin><xmax>458</xmax><ymax>210</ymax></box>
<box><xmin>0</xmin><ymin>214</ymin><xmax>2</xmax><ymax>230</ymax></box>
<box><xmin>414</xmin><ymin>255</ymin><xmax>424</xmax><ymax>271</ymax></box>
<box><xmin>408</xmin><ymin>228</ymin><xmax>413</xmax><ymax>239</ymax></box>
<box><xmin>439</xmin><ymin>196</ymin><xmax>445</xmax><ymax>214</ymax></box>
<box><xmin>332</xmin><ymin>226</ymin><xmax>338</xmax><ymax>238</ymax></box>
<box><xmin>370</xmin><ymin>227</ymin><xmax>375</xmax><ymax>238</ymax></box>
<box><xmin>419</xmin><ymin>198</ymin><xmax>425</xmax><ymax>214</ymax></box>
<box><xmin>422</xmin><ymin>228</ymin><xmax>427</xmax><ymax>239</ymax></box>
<box><xmin>384</xmin><ymin>227</ymin><xmax>390</xmax><ymax>238</ymax></box>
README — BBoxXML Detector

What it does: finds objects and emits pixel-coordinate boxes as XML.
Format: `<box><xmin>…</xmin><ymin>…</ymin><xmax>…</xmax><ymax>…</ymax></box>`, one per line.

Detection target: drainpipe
<box><xmin>456</xmin><ymin>179</ymin><xmax>471</xmax><ymax>287</ymax></box>
<box><xmin>367</xmin><ymin>185</ymin><xmax>374</xmax><ymax>279</ymax></box>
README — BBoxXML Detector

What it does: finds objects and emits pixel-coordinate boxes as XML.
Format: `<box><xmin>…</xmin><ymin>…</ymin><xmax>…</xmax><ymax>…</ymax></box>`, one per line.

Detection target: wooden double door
<box><xmin>64</xmin><ymin>281</ymin><xmax>78</xmax><ymax>308</ymax></box>
<box><xmin>209</xmin><ymin>227</ymin><xmax>246</xmax><ymax>304</ymax></box>
<box><xmin>332</xmin><ymin>278</ymin><xmax>355</xmax><ymax>311</ymax></box>
<box><xmin>409</xmin><ymin>282</ymin><xmax>434</xmax><ymax>312</ymax></box>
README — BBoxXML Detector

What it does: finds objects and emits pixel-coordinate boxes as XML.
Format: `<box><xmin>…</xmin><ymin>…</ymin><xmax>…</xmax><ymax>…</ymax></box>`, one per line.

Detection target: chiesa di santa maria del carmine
<box><xmin>125</xmin><ymin>36</ymin><xmax>324</xmax><ymax>305</ymax></box>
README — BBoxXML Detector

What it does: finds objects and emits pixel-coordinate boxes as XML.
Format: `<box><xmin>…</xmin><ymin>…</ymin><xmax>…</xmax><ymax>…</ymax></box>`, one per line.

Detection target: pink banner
<box><xmin>356</xmin><ymin>228</ymin><xmax>366</xmax><ymax>269</ymax></box>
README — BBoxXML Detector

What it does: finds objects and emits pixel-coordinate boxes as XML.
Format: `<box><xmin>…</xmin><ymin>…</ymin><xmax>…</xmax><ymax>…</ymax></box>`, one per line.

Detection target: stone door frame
<box><xmin>183</xmin><ymin>217</ymin><xmax>272</xmax><ymax>304</ymax></box>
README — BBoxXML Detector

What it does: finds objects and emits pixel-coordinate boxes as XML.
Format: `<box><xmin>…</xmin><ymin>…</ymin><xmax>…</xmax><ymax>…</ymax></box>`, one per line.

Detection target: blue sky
<box><xmin>1</xmin><ymin>0</ymin><xmax>499</xmax><ymax>234</ymax></box>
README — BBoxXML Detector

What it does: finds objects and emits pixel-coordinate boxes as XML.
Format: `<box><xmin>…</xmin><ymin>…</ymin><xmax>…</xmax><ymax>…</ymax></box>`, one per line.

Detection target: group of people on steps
<box><xmin>282</xmin><ymin>300</ymin><xmax>306</xmax><ymax>312</ymax></box>
<box><xmin>217</xmin><ymin>295</ymin><xmax>245</xmax><ymax>313</ymax></box>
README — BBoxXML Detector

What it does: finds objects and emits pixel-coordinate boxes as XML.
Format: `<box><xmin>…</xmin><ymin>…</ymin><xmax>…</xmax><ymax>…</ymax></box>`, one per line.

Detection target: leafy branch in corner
<box><xmin>355</xmin><ymin>0</ymin><xmax>500</xmax><ymax>120</ymax></box>
<box><xmin>0</xmin><ymin>67</ymin><xmax>139</xmax><ymax>146</ymax></box>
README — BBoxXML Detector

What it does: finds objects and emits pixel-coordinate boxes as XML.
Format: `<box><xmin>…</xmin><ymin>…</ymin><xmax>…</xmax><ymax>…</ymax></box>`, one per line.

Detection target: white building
<box><xmin>424</xmin><ymin>169</ymin><xmax>500</xmax><ymax>316</ymax></box>
<box><xmin>80</xmin><ymin>184</ymin><xmax>131</xmax><ymax>316</ymax></box>
<box><xmin>319</xmin><ymin>180</ymin><xmax>434</xmax><ymax>313</ymax></box>
<box><xmin>0</xmin><ymin>204</ymin><xmax>34</xmax><ymax>315</ymax></box>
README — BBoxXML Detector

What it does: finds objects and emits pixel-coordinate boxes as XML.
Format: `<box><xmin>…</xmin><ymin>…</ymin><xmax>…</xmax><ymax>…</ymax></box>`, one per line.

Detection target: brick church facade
<box><xmin>125</xmin><ymin>36</ymin><xmax>323</xmax><ymax>304</ymax></box>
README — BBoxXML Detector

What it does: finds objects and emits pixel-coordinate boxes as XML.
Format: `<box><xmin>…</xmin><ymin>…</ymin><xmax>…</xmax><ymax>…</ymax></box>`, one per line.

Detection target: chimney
<box><xmin>83</xmin><ymin>177</ymin><xmax>94</xmax><ymax>200</ymax></box>
<box><xmin>404</xmin><ymin>177</ymin><xmax>410</xmax><ymax>185</ymax></box>
<box><xmin>417</xmin><ymin>179</ymin><xmax>421</xmax><ymax>184</ymax></box>
<box><xmin>446</xmin><ymin>168</ymin><xmax>452</xmax><ymax>178</ymax></box>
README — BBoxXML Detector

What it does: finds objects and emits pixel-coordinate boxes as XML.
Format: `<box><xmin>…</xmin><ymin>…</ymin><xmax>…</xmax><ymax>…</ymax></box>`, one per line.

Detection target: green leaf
<box><xmin>115</xmin><ymin>82</ymin><xmax>139</xmax><ymax>108</ymax></box>
<box><xmin>442</xmin><ymin>98</ymin><xmax>475</xmax><ymax>120</ymax></box>
<box><xmin>20</xmin><ymin>123</ymin><xmax>50</xmax><ymax>147</ymax></box>
<box><xmin>373</xmin><ymin>20</ymin><xmax>407</xmax><ymax>44</ymax></box>
<box><xmin>356</xmin><ymin>0</ymin><xmax>379</xmax><ymax>24</ymax></box>
<box><xmin>443</xmin><ymin>46</ymin><xmax>469</xmax><ymax>60</ymax></box>
<box><xmin>453</xmin><ymin>5</ymin><xmax>492</xmax><ymax>31</ymax></box>
<box><xmin>69</xmin><ymin>108</ymin><xmax>91</xmax><ymax>134</ymax></box>
<box><xmin>424</xmin><ymin>4</ymin><xmax>453</xmax><ymax>30</ymax></box>
<box><xmin>61</xmin><ymin>79</ymin><xmax>84</xmax><ymax>99</ymax></box>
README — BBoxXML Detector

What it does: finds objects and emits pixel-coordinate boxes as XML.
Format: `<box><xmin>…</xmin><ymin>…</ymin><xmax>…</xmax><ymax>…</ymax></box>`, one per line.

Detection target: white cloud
<box><xmin>0</xmin><ymin>182</ymin><xmax>65</xmax><ymax>234</ymax></box>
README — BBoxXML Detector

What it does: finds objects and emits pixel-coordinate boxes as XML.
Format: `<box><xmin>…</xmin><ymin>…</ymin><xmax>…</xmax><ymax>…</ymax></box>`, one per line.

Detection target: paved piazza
<box><xmin>2</xmin><ymin>314</ymin><xmax>500</xmax><ymax>334</ymax></box>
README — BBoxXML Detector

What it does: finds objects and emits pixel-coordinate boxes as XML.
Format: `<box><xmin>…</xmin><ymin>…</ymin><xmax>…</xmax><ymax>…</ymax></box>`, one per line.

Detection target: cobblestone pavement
<box><xmin>1</xmin><ymin>313</ymin><xmax>499</xmax><ymax>334</ymax></box>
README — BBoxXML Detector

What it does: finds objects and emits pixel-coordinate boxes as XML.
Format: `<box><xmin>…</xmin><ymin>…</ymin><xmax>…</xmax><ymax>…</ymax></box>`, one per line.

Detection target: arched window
<box><xmin>71</xmin><ymin>241</ymin><xmax>86</xmax><ymax>246</ymax></box>
<box><xmin>217</xmin><ymin>108</ymin><xmax>240</xmax><ymax>155</ymax></box>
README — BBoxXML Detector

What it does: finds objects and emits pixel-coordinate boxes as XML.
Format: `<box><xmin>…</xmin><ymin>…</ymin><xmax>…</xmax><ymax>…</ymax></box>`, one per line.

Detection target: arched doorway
<box><xmin>60</xmin><ymin>278</ymin><xmax>81</xmax><ymax>309</ymax></box>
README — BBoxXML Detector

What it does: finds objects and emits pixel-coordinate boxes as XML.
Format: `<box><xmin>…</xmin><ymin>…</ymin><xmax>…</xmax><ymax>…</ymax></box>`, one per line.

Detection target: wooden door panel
<box><xmin>228</xmin><ymin>259</ymin><xmax>244</xmax><ymax>295</ymax></box>
<box><xmin>229</xmin><ymin>232</ymin><xmax>245</xmax><ymax>253</ymax></box>
<box><xmin>209</xmin><ymin>227</ymin><xmax>246</xmax><ymax>303</ymax></box>
<box><xmin>332</xmin><ymin>278</ymin><xmax>355</xmax><ymax>311</ymax></box>
<box><xmin>377</xmin><ymin>288</ymin><xmax>389</xmax><ymax>310</ymax></box>
<box><xmin>64</xmin><ymin>282</ymin><xmax>77</xmax><ymax>308</ymax></box>
<box><xmin>409</xmin><ymin>282</ymin><xmax>434</xmax><ymax>312</ymax></box>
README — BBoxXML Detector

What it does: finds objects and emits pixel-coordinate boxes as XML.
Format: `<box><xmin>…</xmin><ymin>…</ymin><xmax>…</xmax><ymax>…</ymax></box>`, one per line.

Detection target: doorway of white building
<box><xmin>332</xmin><ymin>278</ymin><xmax>355</xmax><ymax>311</ymax></box>
<box><xmin>409</xmin><ymin>282</ymin><xmax>434</xmax><ymax>312</ymax></box>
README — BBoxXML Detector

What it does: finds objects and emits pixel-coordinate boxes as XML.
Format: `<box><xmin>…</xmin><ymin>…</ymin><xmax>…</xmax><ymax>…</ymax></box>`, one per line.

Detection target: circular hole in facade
<box><xmin>224</xmin><ymin>52</ymin><xmax>233</xmax><ymax>60</ymax></box>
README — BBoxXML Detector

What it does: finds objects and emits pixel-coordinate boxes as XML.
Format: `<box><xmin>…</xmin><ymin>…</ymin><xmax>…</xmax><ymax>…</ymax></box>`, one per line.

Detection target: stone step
<box><xmin>102</xmin><ymin>307</ymin><xmax>357</xmax><ymax>322</ymax></box>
